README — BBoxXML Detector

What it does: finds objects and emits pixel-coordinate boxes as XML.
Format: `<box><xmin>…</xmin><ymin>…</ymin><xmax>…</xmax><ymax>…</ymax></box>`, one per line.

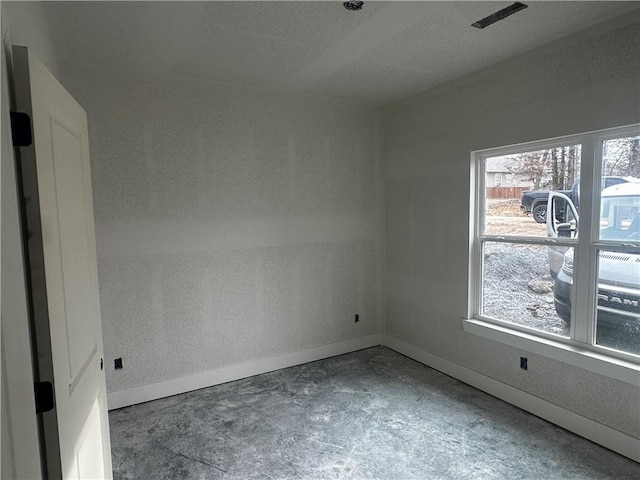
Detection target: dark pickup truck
<box><xmin>520</xmin><ymin>176</ymin><xmax>630</xmax><ymax>223</ymax></box>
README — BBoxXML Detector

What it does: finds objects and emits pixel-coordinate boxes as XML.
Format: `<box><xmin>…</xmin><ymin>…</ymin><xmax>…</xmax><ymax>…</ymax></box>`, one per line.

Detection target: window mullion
<box><xmin>470</xmin><ymin>154</ymin><xmax>484</xmax><ymax>319</ymax></box>
<box><xmin>572</xmin><ymin>136</ymin><xmax>597</xmax><ymax>344</ymax></box>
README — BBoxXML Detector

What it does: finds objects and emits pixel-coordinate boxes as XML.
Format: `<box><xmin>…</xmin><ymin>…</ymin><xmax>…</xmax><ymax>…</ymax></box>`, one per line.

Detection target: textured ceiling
<box><xmin>42</xmin><ymin>1</ymin><xmax>639</xmax><ymax>105</ymax></box>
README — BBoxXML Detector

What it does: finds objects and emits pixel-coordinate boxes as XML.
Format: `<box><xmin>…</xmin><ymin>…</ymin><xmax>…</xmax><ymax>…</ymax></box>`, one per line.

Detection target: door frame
<box><xmin>11</xmin><ymin>44</ymin><xmax>64</xmax><ymax>478</ymax></box>
<box><xmin>1</xmin><ymin>41</ymin><xmax>43</xmax><ymax>479</ymax></box>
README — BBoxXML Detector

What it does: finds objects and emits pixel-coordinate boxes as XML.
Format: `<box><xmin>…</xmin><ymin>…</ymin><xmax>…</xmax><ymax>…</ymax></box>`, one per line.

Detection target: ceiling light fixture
<box><xmin>471</xmin><ymin>2</ymin><xmax>528</xmax><ymax>29</ymax></box>
<box><xmin>343</xmin><ymin>1</ymin><xmax>364</xmax><ymax>12</ymax></box>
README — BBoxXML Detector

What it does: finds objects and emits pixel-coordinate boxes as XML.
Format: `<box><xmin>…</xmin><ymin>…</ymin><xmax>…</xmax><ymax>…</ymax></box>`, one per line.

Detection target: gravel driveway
<box><xmin>483</xmin><ymin>200</ymin><xmax>569</xmax><ymax>336</ymax></box>
<box><xmin>482</xmin><ymin>242</ymin><xmax>569</xmax><ymax>336</ymax></box>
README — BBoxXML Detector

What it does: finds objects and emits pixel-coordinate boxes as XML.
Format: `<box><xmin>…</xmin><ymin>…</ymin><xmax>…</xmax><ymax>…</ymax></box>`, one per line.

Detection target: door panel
<box><xmin>74</xmin><ymin>398</ymin><xmax>105</xmax><ymax>479</ymax></box>
<box><xmin>49</xmin><ymin>118</ymin><xmax>97</xmax><ymax>387</ymax></box>
<box><xmin>12</xmin><ymin>45</ymin><xmax>112</xmax><ymax>479</ymax></box>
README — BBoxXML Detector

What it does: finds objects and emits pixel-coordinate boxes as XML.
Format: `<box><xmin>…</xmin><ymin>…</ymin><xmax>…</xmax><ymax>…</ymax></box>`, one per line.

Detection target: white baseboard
<box><xmin>381</xmin><ymin>334</ymin><xmax>640</xmax><ymax>463</ymax></box>
<box><xmin>107</xmin><ymin>331</ymin><xmax>638</xmax><ymax>463</ymax></box>
<box><xmin>107</xmin><ymin>334</ymin><xmax>382</xmax><ymax>411</ymax></box>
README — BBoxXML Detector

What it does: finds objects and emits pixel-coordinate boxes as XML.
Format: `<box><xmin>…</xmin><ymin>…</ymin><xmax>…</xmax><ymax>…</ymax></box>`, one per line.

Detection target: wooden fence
<box><xmin>485</xmin><ymin>186</ymin><xmax>529</xmax><ymax>199</ymax></box>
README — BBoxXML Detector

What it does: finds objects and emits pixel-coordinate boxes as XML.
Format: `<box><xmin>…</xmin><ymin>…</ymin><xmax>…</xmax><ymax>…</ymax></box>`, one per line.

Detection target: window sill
<box><xmin>462</xmin><ymin>318</ymin><xmax>639</xmax><ymax>385</ymax></box>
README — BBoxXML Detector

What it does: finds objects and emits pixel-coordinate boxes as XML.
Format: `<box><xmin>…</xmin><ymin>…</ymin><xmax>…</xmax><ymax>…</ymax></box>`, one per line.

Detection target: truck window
<box><xmin>600</xmin><ymin>195</ymin><xmax>640</xmax><ymax>240</ymax></box>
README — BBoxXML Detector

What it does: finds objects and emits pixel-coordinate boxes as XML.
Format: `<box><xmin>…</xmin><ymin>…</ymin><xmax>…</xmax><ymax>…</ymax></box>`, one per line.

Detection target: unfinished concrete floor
<box><xmin>110</xmin><ymin>347</ymin><xmax>639</xmax><ymax>479</ymax></box>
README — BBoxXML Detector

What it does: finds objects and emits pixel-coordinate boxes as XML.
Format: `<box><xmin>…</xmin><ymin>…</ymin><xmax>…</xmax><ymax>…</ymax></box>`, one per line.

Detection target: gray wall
<box><xmin>382</xmin><ymin>17</ymin><xmax>640</xmax><ymax>438</ymax></box>
<box><xmin>60</xmin><ymin>67</ymin><xmax>383</xmax><ymax>394</ymax></box>
<box><xmin>3</xmin><ymin>3</ymin><xmax>638</xmax><ymax>464</ymax></box>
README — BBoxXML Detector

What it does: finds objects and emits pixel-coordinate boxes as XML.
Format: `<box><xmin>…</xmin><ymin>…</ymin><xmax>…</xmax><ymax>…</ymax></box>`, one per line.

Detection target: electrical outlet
<box><xmin>355</xmin><ymin>314</ymin><xmax>360</xmax><ymax>323</ymax></box>
<box><xmin>114</xmin><ymin>357</ymin><xmax>123</xmax><ymax>370</ymax></box>
<box><xmin>520</xmin><ymin>356</ymin><xmax>528</xmax><ymax>370</ymax></box>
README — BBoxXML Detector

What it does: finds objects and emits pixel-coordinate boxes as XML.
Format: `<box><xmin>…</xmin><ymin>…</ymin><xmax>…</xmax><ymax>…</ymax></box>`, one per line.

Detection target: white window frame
<box><xmin>465</xmin><ymin>124</ymin><xmax>640</xmax><ymax>385</ymax></box>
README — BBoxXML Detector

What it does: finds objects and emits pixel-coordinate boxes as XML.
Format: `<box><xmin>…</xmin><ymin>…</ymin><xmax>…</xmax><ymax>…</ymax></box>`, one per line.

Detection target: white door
<box><xmin>12</xmin><ymin>46</ymin><xmax>112</xmax><ymax>479</ymax></box>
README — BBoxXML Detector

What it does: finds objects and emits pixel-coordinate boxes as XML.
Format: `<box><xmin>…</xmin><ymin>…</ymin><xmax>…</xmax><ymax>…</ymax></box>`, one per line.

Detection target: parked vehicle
<box><xmin>520</xmin><ymin>176</ymin><xmax>630</xmax><ymax>223</ymax></box>
<box><xmin>547</xmin><ymin>182</ymin><xmax>640</xmax><ymax>351</ymax></box>
<box><xmin>521</xmin><ymin>186</ymin><xmax>572</xmax><ymax>223</ymax></box>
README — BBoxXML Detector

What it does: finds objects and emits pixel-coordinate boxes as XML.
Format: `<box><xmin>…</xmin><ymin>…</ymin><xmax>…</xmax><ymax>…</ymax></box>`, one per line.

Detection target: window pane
<box><xmin>595</xmin><ymin>135</ymin><xmax>640</xmax><ymax>355</ymax></box>
<box><xmin>482</xmin><ymin>242</ymin><xmax>569</xmax><ymax>337</ymax></box>
<box><xmin>595</xmin><ymin>249</ymin><xmax>640</xmax><ymax>355</ymax></box>
<box><xmin>602</xmin><ymin>135</ymin><xmax>640</xmax><ymax>179</ymax></box>
<box><xmin>599</xmin><ymin>136</ymin><xmax>640</xmax><ymax>243</ymax></box>
<box><xmin>484</xmin><ymin>145</ymin><xmax>580</xmax><ymax>237</ymax></box>
<box><xmin>599</xmin><ymin>191</ymin><xmax>640</xmax><ymax>241</ymax></box>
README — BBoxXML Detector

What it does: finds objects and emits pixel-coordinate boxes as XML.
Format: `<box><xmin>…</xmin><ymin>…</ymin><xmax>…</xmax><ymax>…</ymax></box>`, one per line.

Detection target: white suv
<box><xmin>548</xmin><ymin>182</ymin><xmax>640</xmax><ymax>353</ymax></box>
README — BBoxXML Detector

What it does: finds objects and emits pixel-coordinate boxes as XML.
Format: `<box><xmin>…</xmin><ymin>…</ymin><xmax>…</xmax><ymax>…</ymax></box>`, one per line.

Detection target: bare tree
<box><xmin>604</xmin><ymin>137</ymin><xmax>640</xmax><ymax>177</ymax></box>
<box><xmin>506</xmin><ymin>151</ymin><xmax>549</xmax><ymax>189</ymax></box>
<box><xmin>507</xmin><ymin>145</ymin><xmax>580</xmax><ymax>190</ymax></box>
<box><xmin>567</xmin><ymin>145</ymin><xmax>578</xmax><ymax>188</ymax></box>
<box><xmin>551</xmin><ymin>148</ymin><xmax>559</xmax><ymax>189</ymax></box>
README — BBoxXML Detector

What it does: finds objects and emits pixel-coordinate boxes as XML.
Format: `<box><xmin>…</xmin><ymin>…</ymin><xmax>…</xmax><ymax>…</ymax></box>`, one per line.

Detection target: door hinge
<box><xmin>10</xmin><ymin>111</ymin><xmax>33</xmax><ymax>147</ymax></box>
<box><xmin>34</xmin><ymin>381</ymin><xmax>54</xmax><ymax>414</ymax></box>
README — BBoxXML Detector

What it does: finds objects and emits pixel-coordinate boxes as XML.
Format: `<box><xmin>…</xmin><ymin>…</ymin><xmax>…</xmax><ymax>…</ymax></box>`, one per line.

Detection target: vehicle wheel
<box><xmin>533</xmin><ymin>204</ymin><xmax>547</xmax><ymax>223</ymax></box>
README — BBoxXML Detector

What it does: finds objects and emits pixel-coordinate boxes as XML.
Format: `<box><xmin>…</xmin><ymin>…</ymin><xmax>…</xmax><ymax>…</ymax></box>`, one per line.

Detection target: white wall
<box><xmin>1</xmin><ymin>2</ymin><xmax>61</xmax><ymax>478</ymax></box>
<box><xmin>60</xmin><ymin>67</ymin><xmax>383</xmax><ymax>399</ymax></box>
<box><xmin>2</xmin><ymin>1</ymin><xmax>59</xmax><ymax>77</ymax></box>
<box><xmin>382</xmin><ymin>15</ymin><xmax>640</xmax><ymax>440</ymax></box>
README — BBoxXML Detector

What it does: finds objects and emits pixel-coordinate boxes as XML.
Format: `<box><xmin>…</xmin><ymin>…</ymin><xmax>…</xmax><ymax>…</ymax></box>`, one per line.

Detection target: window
<box><xmin>494</xmin><ymin>172</ymin><xmax>503</xmax><ymax>186</ymax></box>
<box><xmin>471</xmin><ymin>125</ymin><xmax>640</xmax><ymax>362</ymax></box>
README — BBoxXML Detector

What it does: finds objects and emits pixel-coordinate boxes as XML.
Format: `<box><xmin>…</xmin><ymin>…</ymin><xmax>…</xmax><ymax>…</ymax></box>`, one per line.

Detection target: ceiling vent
<box><xmin>343</xmin><ymin>1</ymin><xmax>364</xmax><ymax>12</ymax></box>
<box><xmin>471</xmin><ymin>2</ymin><xmax>528</xmax><ymax>29</ymax></box>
